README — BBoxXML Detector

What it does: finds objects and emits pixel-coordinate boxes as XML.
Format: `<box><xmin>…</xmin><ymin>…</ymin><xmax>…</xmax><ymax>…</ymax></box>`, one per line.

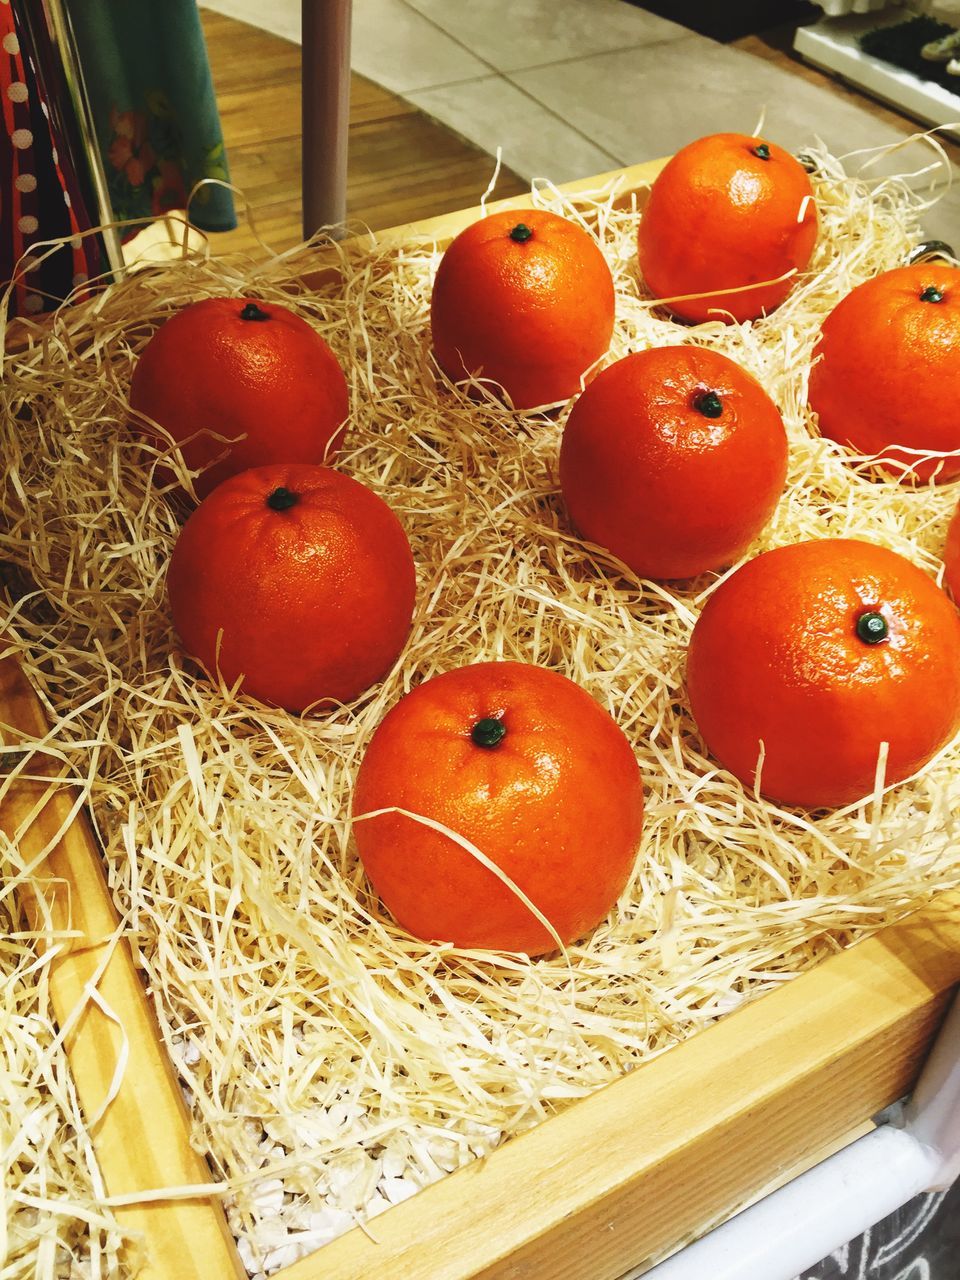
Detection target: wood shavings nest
<box><xmin>2</xmin><ymin>140</ymin><xmax>959</xmax><ymax>1278</ymax></box>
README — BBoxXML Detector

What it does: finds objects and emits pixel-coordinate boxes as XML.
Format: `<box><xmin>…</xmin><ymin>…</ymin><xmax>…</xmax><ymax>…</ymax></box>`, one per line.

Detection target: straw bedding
<box><xmin>2</xmin><ymin>139</ymin><xmax>959</xmax><ymax>1278</ymax></box>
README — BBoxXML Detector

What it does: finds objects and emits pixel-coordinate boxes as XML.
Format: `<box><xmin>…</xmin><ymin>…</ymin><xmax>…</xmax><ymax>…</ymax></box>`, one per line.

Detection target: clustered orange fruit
<box><xmin>353</xmin><ymin>662</ymin><xmax>644</xmax><ymax>955</ymax></box>
<box><xmin>128</xmin><ymin>129</ymin><xmax>960</xmax><ymax>957</ymax></box>
<box><xmin>559</xmin><ymin>345</ymin><xmax>788</xmax><ymax>580</ymax></box>
<box><xmin>166</xmin><ymin>463</ymin><xmax>416</xmax><ymax>713</ymax></box>
<box><xmin>807</xmin><ymin>263</ymin><xmax>960</xmax><ymax>484</ymax></box>
<box><xmin>430</xmin><ymin>207</ymin><xmax>615</xmax><ymax>410</ymax></box>
<box><xmin>687</xmin><ymin>541</ymin><xmax>960</xmax><ymax>809</ymax></box>
<box><xmin>637</xmin><ymin>132</ymin><xmax>818</xmax><ymax>324</ymax></box>
<box><xmin>130</xmin><ymin>297</ymin><xmax>349</xmax><ymax>498</ymax></box>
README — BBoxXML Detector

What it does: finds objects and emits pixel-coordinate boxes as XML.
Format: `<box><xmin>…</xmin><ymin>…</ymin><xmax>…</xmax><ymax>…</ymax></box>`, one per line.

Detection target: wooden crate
<box><xmin>4</xmin><ymin>160</ymin><xmax>960</xmax><ymax>1280</ymax></box>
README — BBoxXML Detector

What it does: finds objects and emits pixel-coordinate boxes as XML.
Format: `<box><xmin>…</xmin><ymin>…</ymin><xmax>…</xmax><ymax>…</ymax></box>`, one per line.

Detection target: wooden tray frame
<box><xmin>4</xmin><ymin>160</ymin><xmax>960</xmax><ymax>1280</ymax></box>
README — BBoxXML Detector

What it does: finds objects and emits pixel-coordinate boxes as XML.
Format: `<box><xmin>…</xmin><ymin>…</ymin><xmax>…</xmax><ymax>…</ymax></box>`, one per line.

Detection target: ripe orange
<box><xmin>687</xmin><ymin>539</ymin><xmax>960</xmax><ymax>809</ymax></box>
<box><xmin>560</xmin><ymin>345</ymin><xmax>788</xmax><ymax>580</ymax></box>
<box><xmin>130</xmin><ymin>297</ymin><xmax>349</xmax><ymax>498</ymax></box>
<box><xmin>430</xmin><ymin>208</ymin><xmax>615</xmax><ymax>410</ymax></box>
<box><xmin>945</xmin><ymin>499</ymin><xmax>960</xmax><ymax>604</ymax></box>
<box><xmin>167</xmin><ymin>463</ymin><xmax>415</xmax><ymax>712</ymax></box>
<box><xmin>352</xmin><ymin>661</ymin><xmax>644</xmax><ymax>955</ymax></box>
<box><xmin>807</xmin><ymin>264</ymin><xmax>960</xmax><ymax>483</ymax></box>
<box><xmin>637</xmin><ymin>133</ymin><xmax>818</xmax><ymax>325</ymax></box>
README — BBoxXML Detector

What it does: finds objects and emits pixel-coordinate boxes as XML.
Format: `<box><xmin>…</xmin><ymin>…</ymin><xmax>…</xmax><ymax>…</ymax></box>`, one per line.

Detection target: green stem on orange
<box><xmin>920</xmin><ymin>286</ymin><xmax>944</xmax><ymax>303</ymax></box>
<box><xmin>266</xmin><ymin>487</ymin><xmax>299</xmax><ymax>511</ymax></box>
<box><xmin>240</xmin><ymin>301</ymin><xmax>271</xmax><ymax>321</ymax></box>
<box><xmin>509</xmin><ymin>224</ymin><xmax>533</xmax><ymax>244</ymax></box>
<box><xmin>753</xmin><ymin>143</ymin><xmax>771</xmax><ymax>160</ymax></box>
<box><xmin>471</xmin><ymin>717</ymin><xmax>506</xmax><ymax>748</ymax></box>
<box><xmin>693</xmin><ymin>390</ymin><xmax>723</xmax><ymax>419</ymax></box>
<box><xmin>856</xmin><ymin>611</ymin><xmax>888</xmax><ymax>644</ymax></box>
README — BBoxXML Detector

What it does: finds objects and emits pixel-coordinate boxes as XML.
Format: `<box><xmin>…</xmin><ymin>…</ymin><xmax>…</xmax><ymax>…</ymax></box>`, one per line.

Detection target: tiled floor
<box><xmin>202</xmin><ymin>0</ymin><xmax>960</xmax><ymax>240</ymax></box>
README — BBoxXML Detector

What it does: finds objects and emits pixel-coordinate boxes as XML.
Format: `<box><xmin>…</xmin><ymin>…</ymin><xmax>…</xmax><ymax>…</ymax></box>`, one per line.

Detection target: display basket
<box><xmin>3</xmin><ymin>156</ymin><xmax>960</xmax><ymax>1280</ymax></box>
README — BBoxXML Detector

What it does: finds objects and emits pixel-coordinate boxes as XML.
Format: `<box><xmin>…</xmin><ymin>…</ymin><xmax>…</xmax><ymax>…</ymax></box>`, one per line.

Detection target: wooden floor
<box><xmin>199</xmin><ymin>8</ymin><xmax>527</xmax><ymax>255</ymax></box>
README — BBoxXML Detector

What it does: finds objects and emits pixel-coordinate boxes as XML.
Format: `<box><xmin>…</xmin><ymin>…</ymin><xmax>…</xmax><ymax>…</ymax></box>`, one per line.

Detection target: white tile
<box><xmin>202</xmin><ymin>0</ymin><xmax>489</xmax><ymax>93</ymax></box>
<box><xmin>201</xmin><ymin>0</ymin><xmax>301</xmax><ymax>44</ymax></box>
<box><xmin>508</xmin><ymin>37</ymin><xmax>925</xmax><ymax>168</ymax></box>
<box><xmin>405</xmin><ymin>0</ymin><xmax>686</xmax><ymax>73</ymax></box>
<box><xmin>407</xmin><ymin>75</ymin><xmax>620</xmax><ymax>183</ymax></box>
<box><xmin>351</xmin><ymin>0</ymin><xmax>489</xmax><ymax>92</ymax></box>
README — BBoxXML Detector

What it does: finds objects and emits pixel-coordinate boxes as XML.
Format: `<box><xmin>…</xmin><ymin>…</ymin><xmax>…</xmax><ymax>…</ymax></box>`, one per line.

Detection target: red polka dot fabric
<box><xmin>2</xmin><ymin>3</ymin><xmax>100</xmax><ymax>318</ymax></box>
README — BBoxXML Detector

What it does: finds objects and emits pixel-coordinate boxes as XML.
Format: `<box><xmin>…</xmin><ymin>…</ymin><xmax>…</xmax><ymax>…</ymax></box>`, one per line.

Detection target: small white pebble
<box><xmin>250</xmin><ymin>1178</ymin><xmax>285</xmax><ymax>1214</ymax></box>
<box><xmin>381</xmin><ymin>1176</ymin><xmax>419</xmax><ymax>1206</ymax></box>
<box><xmin>234</xmin><ymin>1234</ymin><xmax>261</xmax><ymax>1277</ymax></box>
<box><xmin>307</xmin><ymin>1206</ymin><xmax>355</xmax><ymax>1241</ymax></box>
<box><xmin>380</xmin><ymin>1147</ymin><xmax>408</xmax><ymax>1180</ymax></box>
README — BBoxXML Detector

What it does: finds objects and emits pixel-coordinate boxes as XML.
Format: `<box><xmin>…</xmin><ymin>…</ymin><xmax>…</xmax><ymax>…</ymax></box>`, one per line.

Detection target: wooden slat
<box><xmin>293</xmin><ymin>158</ymin><xmax>667</xmax><ymax>297</ymax></box>
<box><xmin>0</xmin><ymin>653</ymin><xmax>244</xmax><ymax>1280</ymax></box>
<box><xmin>279</xmin><ymin>898</ymin><xmax>960</xmax><ymax>1280</ymax></box>
<box><xmin>369</xmin><ymin>157</ymin><xmax>663</xmax><ymax>246</ymax></box>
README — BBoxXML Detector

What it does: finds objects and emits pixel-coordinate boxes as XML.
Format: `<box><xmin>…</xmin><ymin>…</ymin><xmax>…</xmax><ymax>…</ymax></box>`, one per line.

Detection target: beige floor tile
<box><xmin>407</xmin><ymin>74</ymin><xmax>620</xmax><ymax>184</ymax></box>
<box><xmin>405</xmin><ymin>0</ymin><xmax>686</xmax><ymax>73</ymax></box>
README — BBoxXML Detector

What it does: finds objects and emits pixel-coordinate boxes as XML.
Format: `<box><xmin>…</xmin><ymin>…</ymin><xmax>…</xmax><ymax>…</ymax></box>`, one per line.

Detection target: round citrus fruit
<box><xmin>807</xmin><ymin>264</ymin><xmax>960</xmax><ymax>483</ymax></box>
<box><xmin>167</xmin><ymin>463</ymin><xmax>416</xmax><ymax>712</ymax></box>
<box><xmin>944</xmin><ymin>499</ymin><xmax>960</xmax><ymax>604</ymax></box>
<box><xmin>130</xmin><ymin>297</ymin><xmax>349</xmax><ymax>498</ymax></box>
<box><xmin>687</xmin><ymin>539</ymin><xmax>960</xmax><ymax>808</ymax></box>
<box><xmin>637</xmin><ymin>132</ymin><xmax>818</xmax><ymax>324</ymax></box>
<box><xmin>352</xmin><ymin>661</ymin><xmax>644</xmax><ymax>954</ymax></box>
<box><xmin>430</xmin><ymin>208</ymin><xmax>615</xmax><ymax>410</ymax></box>
<box><xmin>560</xmin><ymin>345</ymin><xmax>788</xmax><ymax>580</ymax></box>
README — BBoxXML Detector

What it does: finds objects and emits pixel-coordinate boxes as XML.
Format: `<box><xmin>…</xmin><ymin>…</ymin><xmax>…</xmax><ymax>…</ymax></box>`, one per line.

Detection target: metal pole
<box><xmin>301</xmin><ymin>0</ymin><xmax>352</xmax><ymax>239</ymax></box>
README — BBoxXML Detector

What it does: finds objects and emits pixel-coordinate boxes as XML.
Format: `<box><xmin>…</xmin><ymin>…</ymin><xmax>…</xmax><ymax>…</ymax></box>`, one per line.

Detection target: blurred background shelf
<box><xmin>795</xmin><ymin>12</ymin><xmax>960</xmax><ymax>140</ymax></box>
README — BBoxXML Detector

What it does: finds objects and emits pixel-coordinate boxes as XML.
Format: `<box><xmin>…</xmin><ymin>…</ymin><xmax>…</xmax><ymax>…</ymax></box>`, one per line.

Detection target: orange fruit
<box><xmin>637</xmin><ymin>132</ymin><xmax>818</xmax><ymax>324</ymax></box>
<box><xmin>352</xmin><ymin>661</ymin><xmax>644</xmax><ymax>954</ymax></box>
<box><xmin>687</xmin><ymin>539</ymin><xmax>960</xmax><ymax>809</ymax></box>
<box><xmin>945</xmin><ymin>500</ymin><xmax>960</xmax><ymax>604</ymax></box>
<box><xmin>130</xmin><ymin>297</ymin><xmax>349</xmax><ymax>498</ymax></box>
<box><xmin>167</xmin><ymin>463</ymin><xmax>415</xmax><ymax>712</ymax></box>
<box><xmin>560</xmin><ymin>345</ymin><xmax>788</xmax><ymax>580</ymax></box>
<box><xmin>807</xmin><ymin>264</ymin><xmax>960</xmax><ymax>483</ymax></box>
<box><xmin>430</xmin><ymin>208</ymin><xmax>615</xmax><ymax>410</ymax></box>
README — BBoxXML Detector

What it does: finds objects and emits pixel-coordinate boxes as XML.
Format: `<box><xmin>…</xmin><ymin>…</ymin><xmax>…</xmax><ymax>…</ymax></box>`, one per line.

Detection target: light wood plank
<box><xmin>0</xmin><ymin>654</ymin><xmax>244</xmax><ymax>1280</ymax></box>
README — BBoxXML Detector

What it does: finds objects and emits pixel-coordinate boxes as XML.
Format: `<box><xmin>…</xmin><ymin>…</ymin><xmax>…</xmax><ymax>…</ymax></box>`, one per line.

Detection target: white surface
<box><xmin>403</xmin><ymin>0</ymin><xmax>686</xmax><ymax>73</ymax></box>
<box><xmin>506</xmin><ymin>35</ymin><xmax>939</xmax><ymax>166</ymax></box>
<box><xmin>811</xmin><ymin>0</ymin><xmax>902</xmax><ymax>14</ymax></box>
<box><xmin>905</xmin><ymin>993</ymin><xmax>960</xmax><ymax>1190</ymax></box>
<box><xmin>407</xmin><ymin>75</ymin><xmax>618</xmax><ymax>184</ymax></box>
<box><xmin>201</xmin><ymin>0</ymin><xmax>301</xmax><ymax>43</ymax></box>
<box><xmin>795</xmin><ymin>15</ymin><xmax>960</xmax><ymax>141</ymax></box>
<box><xmin>635</xmin><ymin>994</ymin><xmax>960</xmax><ymax>1280</ymax></box>
<box><xmin>640</xmin><ymin>1125</ymin><xmax>938</xmax><ymax>1280</ymax></box>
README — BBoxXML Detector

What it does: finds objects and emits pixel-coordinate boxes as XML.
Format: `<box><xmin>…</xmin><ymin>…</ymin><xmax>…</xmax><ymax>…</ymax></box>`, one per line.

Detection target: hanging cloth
<box><xmin>1</xmin><ymin>3</ymin><xmax>101</xmax><ymax>318</ymax></box>
<box><xmin>64</xmin><ymin>0</ymin><xmax>237</xmax><ymax>235</ymax></box>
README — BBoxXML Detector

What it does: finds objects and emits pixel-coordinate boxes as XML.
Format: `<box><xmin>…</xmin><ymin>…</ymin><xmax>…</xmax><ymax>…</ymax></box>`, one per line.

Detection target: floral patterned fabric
<box><xmin>65</xmin><ymin>0</ymin><xmax>236</xmax><ymax>235</ymax></box>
